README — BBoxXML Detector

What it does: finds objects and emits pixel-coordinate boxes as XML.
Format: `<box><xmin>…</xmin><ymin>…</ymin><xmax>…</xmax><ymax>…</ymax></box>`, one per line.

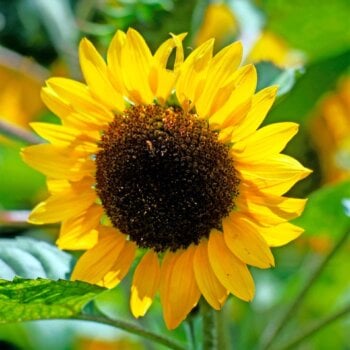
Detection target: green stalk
<box><xmin>73</xmin><ymin>313</ymin><xmax>186</xmax><ymax>350</ymax></box>
<box><xmin>278</xmin><ymin>303</ymin><xmax>350</xmax><ymax>350</ymax></box>
<box><xmin>260</xmin><ymin>229</ymin><xmax>350</xmax><ymax>350</ymax></box>
<box><xmin>201</xmin><ymin>299</ymin><xmax>218</xmax><ymax>350</ymax></box>
<box><xmin>0</xmin><ymin>120</ymin><xmax>42</xmax><ymax>145</ymax></box>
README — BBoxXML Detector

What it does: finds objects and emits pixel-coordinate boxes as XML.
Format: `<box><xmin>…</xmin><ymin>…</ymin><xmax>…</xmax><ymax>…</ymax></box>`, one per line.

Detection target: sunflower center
<box><xmin>95</xmin><ymin>105</ymin><xmax>240</xmax><ymax>252</ymax></box>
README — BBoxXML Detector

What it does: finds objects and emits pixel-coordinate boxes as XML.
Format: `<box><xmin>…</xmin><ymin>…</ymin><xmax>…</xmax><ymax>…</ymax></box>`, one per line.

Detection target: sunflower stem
<box><xmin>0</xmin><ymin>119</ymin><xmax>42</xmax><ymax>145</ymax></box>
<box><xmin>277</xmin><ymin>303</ymin><xmax>350</xmax><ymax>350</ymax></box>
<box><xmin>73</xmin><ymin>313</ymin><xmax>186</xmax><ymax>350</ymax></box>
<box><xmin>201</xmin><ymin>299</ymin><xmax>218</xmax><ymax>350</ymax></box>
<box><xmin>217</xmin><ymin>304</ymin><xmax>230</xmax><ymax>350</ymax></box>
<box><xmin>186</xmin><ymin>314</ymin><xmax>197</xmax><ymax>350</ymax></box>
<box><xmin>260</xmin><ymin>229</ymin><xmax>350</xmax><ymax>350</ymax></box>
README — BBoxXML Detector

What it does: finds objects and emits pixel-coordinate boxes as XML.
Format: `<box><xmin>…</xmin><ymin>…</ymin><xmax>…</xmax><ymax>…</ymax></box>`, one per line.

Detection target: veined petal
<box><xmin>100</xmin><ymin>240</ymin><xmax>136</xmax><ymax>288</ymax></box>
<box><xmin>57</xmin><ymin>204</ymin><xmax>103</xmax><ymax>250</ymax></box>
<box><xmin>222</xmin><ymin>212</ymin><xmax>275</xmax><ymax>268</ymax></box>
<box><xmin>193</xmin><ymin>240</ymin><xmax>228</xmax><ymax>310</ymax></box>
<box><xmin>130</xmin><ymin>250</ymin><xmax>161</xmax><ymax>318</ymax></box>
<box><xmin>160</xmin><ymin>246</ymin><xmax>200</xmax><ymax>329</ymax></box>
<box><xmin>79</xmin><ymin>38</ymin><xmax>125</xmax><ymax>111</ymax></box>
<box><xmin>28</xmin><ymin>178</ymin><xmax>96</xmax><ymax>224</ymax></box>
<box><xmin>196</xmin><ymin>41</ymin><xmax>243</xmax><ymax>118</ymax></box>
<box><xmin>237</xmin><ymin>186</ymin><xmax>307</xmax><ymax>225</ymax></box>
<box><xmin>71</xmin><ymin>227</ymin><xmax>127</xmax><ymax>286</ymax></box>
<box><xmin>176</xmin><ymin>39</ymin><xmax>214</xmax><ymax>111</ymax></box>
<box><xmin>21</xmin><ymin>144</ymin><xmax>95</xmax><ymax>181</ymax></box>
<box><xmin>153</xmin><ymin>33</ymin><xmax>187</xmax><ymax>70</ymax></box>
<box><xmin>151</xmin><ymin>33</ymin><xmax>187</xmax><ymax>104</ymax></box>
<box><xmin>30</xmin><ymin>122</ymin><xmax>99</xmax><ymax>151</ymax></box>
<box><xmin>210</xmin><ymin>65</ymin><xmax>257</xmax><ymax>130</ymax></box>
<box><xmin>259</xmin><ymin>222</ymin><xmax>304</xmax><ymax>247</ymax></box>
<box><xmin>47</xmin><ymin>78</ymin><xmax>115</xmax><ymax>124</ymax></box>
<box><xmin>208</xmin><ymin>230</ymin><xmax>254</xmax><ymax>301</ymax></box>
<box><xmin>107</xmin><ymin>30</ymin><xmax>126</xmax><ymax>93</ymax></box>
<box><xmin>232</xmin><ymin>122</ymin><xmax>299</xmax><ymax>160</ymax></box>
<box><xmin>41</xmin><ymin>87</ymin><xmax>72</xmax><ymax>120</ymax></box>
<box><xmin>121</xmin><ymin>28</ymin><xmax>154</xmax><ymax>104</ymax></box>
<box><xmin>46</xmin><ymin>179</ymin><xmax>70</xmax><ymax>194</ymax></box>
<box><xmin>231</xmin><ymin>86</ymin><xmax>278</xmax><ymax>142</ymax></box>
<box><xmin>237</xmin><ymin>154</ymin><xmax>312</xmax><ymax>195</ymax></box>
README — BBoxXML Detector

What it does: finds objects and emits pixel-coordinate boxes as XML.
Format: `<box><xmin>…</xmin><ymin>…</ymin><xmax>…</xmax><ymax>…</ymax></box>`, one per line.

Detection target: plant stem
<box><xmin>0</xmin><ymin>210</ymin><xmax>31</xmax><ymax>226</ymax></box>
<box><xmin>201</xmin><ymin>299</ymin><xmax>218</xmax><ymax>350</ymax></box>
<box><xmin>0</xmin><ymin>120</ymin><xmax>42</xmax><ymax>145</ymax></box>
<box><xmin>260</xmin><ymin>229</ymin><xmax>350</xmax><ymax>350</ymax></box>
<box><xmin>278</xmin><ymin>303</ymin><xmax>350</xmax><ymax>350</ymax></box>
<box><xmin>217</xmin><ymin>304</ymin><xmax>230</xmax><ymax>350</ymax></box>
<box><xmin>73</xmin><ymin>313</ymin><xmax>186</xmax><ymax>350</ymax></box>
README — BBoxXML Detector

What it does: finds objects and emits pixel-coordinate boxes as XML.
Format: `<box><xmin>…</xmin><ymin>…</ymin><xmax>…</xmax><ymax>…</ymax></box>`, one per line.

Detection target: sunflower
<box><xmin>22</xmin><ymin>28</ymin><xmax>310</xmax><ymax>330</ymax></box>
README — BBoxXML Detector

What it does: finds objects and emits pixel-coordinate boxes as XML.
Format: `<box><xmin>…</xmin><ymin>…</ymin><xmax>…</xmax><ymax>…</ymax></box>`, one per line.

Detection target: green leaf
<box><xmin>0</xmin><ymin>278</ymin><xmax>105</xmax><ymax>323</ymax></box>
<box><xmin>293</xmin><ymin>180</ymin><xmax>350</xmax><ymax>238</ymax></box>
<box><xmin>259</xmin><ymin>0</ymin><xmax>350</xmax><ymax>61</ymax></box>
<box><xmin>0</xmin><ymin>237</ymin><xmax>73</xmax><ymax>280</ymax></box>
<box><xmin>265</xmin><ymin>50</ymin><xmax>350</xmax><ymax>125</ymax></box>
<box><xmin>256</xmin><ymin>61</ymin><xmax>300</xmax><ymax>96</ymax></box>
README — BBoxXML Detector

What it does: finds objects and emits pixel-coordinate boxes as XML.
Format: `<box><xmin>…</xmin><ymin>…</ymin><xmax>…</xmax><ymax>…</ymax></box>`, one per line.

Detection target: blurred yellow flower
<box><xmin>194</xmin><ymin>3</ymin><xmax>237</xmax><ymax>49</ymax></box>
<box><xmin>195</xmin><ymin>4</ymin><xmax>303</xmax><ymax>67</ymax></box>
<box><xmin>311</xmin><ymin>77</ymin><xmax>350</xmax><ymax>183</ymax></box>
<box><xmin>77</xmin><ymin>337</ymin><xmax>143</xmax><ymax>350</ymax></box>
<box><xmin>23</xmin><ymin>29</ymin><xmax>310</xmax><ymax>330</ymax></box>
<box><xmin>0</xmin><ymin>52</ymin><xmax>46</xmax><ymax>129</ymax></box>
<box><xmin>247</xmin><ymin>31</ymin><xmax>304</xmax><ymax>67</ymax></box>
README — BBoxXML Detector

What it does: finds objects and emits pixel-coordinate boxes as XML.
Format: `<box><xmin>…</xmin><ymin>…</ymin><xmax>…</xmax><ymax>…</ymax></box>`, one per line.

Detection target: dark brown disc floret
<box><xmin>95</xmin><ymin>105</ymin><xmax>240</xmax><ymax>252</ymax></box>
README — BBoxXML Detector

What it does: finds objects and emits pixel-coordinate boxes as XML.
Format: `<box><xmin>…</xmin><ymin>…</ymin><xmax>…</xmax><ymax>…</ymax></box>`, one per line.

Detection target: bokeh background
<box><xmin>0</xmin><ymin>0</ymin><xmax>349</xmax><ymax>349</ymax></box>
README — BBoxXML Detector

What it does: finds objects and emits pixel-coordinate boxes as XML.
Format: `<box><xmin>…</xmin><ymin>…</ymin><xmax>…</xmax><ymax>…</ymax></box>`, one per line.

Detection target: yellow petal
<box><xmin>160</xmin><ymin>246</ymin><xmax>200</xmax><ymax>329</ymax></box>
<box><xmin>193</xmin><ymin>240</ymin><xmax>228</xmax><ymax>310</ymax></box>
<box><xmin>237</xmin><ymin>154</ymin><xmax>312</xmax><ymax>195</ymax></box>
<box><xmin>195</xmin><ymin>41</ymin><xmax>243</xmax><ymax>118</ymax></box>
<box><xmin>236</xmin><ymin>185</ymin><xmax>307</xmax><ymax>225</ymax></box>
<box><xmin>100</xmin><ymin>240</ymin><xmax>136</xmax><ymax>288</ymax></box>
<box><xmin>57</xmin><ymin>204</ymin><xmax>103</xmax><ymax>250</ymax></box>
<box><xmin>259</xmin><ymin>222</ymin><xmax>304</xmax><ymax>247</ymax></box>
<box><xmin>208</xmin><ymin>230</ymin><xmax>254</xmax><ymax>301</ymax></box>
<box><xmin>71</xmin><ymin>227</ymin><xmax>127</xmax><ymax>286</ymax></box>
<box><xmin>107</xmin><ymin>30</ymin><xmax>126</xmax><ymax>94</ymax></box>
<box><xmin>153</xmin><ymin>33</ymin><xmax>187</xmax><ymax>71</ymax></box>
<box><xmin>130</xmin><ymin>250</ymin><xmax>161</xmax><ymax>318</ymax></box>
<box><xmin>232</xmin><ymin>122</ymin><xmax>299</xmax><ymax>160</ymax></box>
<box><xmin>46</xmin><ymin>179</ymin><xmax>70</xmax><ymax>194</ymax></box>
<box><xmin>21</xmin><ymin>144</ymin><xmax>95</xmax><ymax>180</ymax></box>
<box><xmin>28</xmin><ymin>178</ymin><xmax>96</xmax><ymax>224</ymax></box>
<box><xmin>79</xmin><ymin>38</ymin><xmax>125</xmax><ymax>111</ymax></box>
<box><xmin>47</xmin><ymin>78</ymin><xmax>114</xmax><ymax>125</ymax></box>
<box><xmin>151</xmin><ymin>33</ymin><xmax>187</xmax><ymax>104</ymax></box>
<box><xmin>231</xmin><ymin>86</ymin><xmax>278</xmax><ymax>142</ymax></box>
<box><xmin>41</xmin><ymin>87</ymin><xmax>72</xmax><ymax>120</ymax></box>
<box><xmin>120</xmin><ymin>28</ymin><xmax>154</xmax><ymax>104</ymax></box>
<box><xmin>222</xmin><ymin>213</ymin><xmax>275</xmax><ymax>268</ymax></box>
<box><xmin>176</xmin><ymin>39</ymin><xmax>214</xmax><ymax>110</ymax></box>
<box><xmin>210</xmin><ymin>65</ymin><xmax>257</xmax><ymax>130</ymax></box>
<box><xmin>30</xmin><ymin>122</ymin><xmax>98</xmax><ymax>152</ymax></box>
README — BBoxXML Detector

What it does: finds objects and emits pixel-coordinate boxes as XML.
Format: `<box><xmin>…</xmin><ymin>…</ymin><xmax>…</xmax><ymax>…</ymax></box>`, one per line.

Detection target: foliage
<box><xmin>0</xmin><ymin>278</ymin><xmax>105</xmax><ymax>323</ymax></box>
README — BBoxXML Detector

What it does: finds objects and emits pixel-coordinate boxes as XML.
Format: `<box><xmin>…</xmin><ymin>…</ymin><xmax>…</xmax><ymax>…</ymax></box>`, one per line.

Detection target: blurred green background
<box><xmin>0</xmin><ymin>0</ymin><xmax>349</xmax><ymax>349</ymax></box>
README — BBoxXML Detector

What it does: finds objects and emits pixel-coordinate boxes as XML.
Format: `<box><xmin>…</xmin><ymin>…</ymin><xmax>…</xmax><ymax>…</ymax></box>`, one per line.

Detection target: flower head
<box><xmin>22</xmin><ymin>28</ymin><xmax>310</xmax><ymax>329</ymax></box>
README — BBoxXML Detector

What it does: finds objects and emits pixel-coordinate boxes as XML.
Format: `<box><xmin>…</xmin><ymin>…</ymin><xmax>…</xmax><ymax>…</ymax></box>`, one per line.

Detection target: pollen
<box><xmin>95</xmin><ymin>105</ymin><xmax>240</xmax><ymax>252</ymax></box>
